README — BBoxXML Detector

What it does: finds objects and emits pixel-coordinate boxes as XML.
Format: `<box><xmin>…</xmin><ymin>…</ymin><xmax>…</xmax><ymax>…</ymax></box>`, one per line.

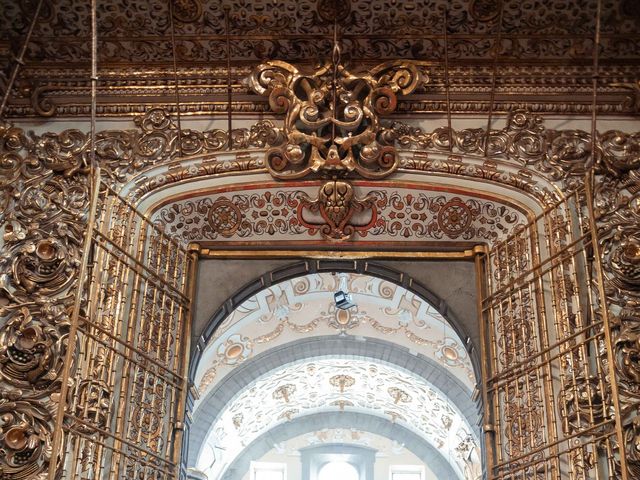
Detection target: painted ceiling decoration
<box><xmin>198</xmin><ymin>358</ymin><xmax>481</xmax><ymax>480</ymax></box>
<box><xmin>195</xmin><ymin>272</ymin><xmax>477</xmax><ymax>396</ymax></box>
<box><xmin>1</xmin><ymin>0</ymin><xmax>639</xmax><ymax>117</ymax></box>
<box><xmin>195</xmin><ymin>410</ymin><xmax>464</xmax><ymax>480</ymax></box>
<box><xmin>300</xmin><ymin>428</ymin><xmax>407</xmax><ymax>454</ymax></box>
<box><xmin>153</xmin><ymin>183</ymin><xmax>527</xmax><ymax>244</ymax></box>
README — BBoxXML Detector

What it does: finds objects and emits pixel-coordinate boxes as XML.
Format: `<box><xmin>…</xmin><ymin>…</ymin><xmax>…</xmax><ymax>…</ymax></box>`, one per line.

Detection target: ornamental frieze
<box><xmin>2</xmin><ymin>109</ymin><xmax>637</xmax><ymax>200</ymax></box>
<box><xmin>2</xmin><ymin>0</ymin><xmax>640</xmax><ymax>118</ymax></box>
<box><xmin>1</xmin><ymin>102</ymin><xmax>639</xmax><ymax>477</ymax></box>
<box><xmin>153</xmin><ymin>184</ymin><xmax>527</xmax><ymax>244</ymax></box>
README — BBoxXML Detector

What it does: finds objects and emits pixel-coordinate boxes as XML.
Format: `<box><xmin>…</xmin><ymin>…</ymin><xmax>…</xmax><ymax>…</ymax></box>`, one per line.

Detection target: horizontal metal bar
<box><xmin>78</xmin><ymin>317</ymin><xmax>184</xmax><ymax>388</ymax></box>
<box><xmin>199</xmin><ymin>248</ymin><xmax>481</xmax><ymax>260</ymax></box>
<box><xmin>60</xmin><ymin>417</ymin><xmax>176</xmax><ymax>470</ymax></box>
<box><xmin>491</xmin><ymin>418</ymin><xmax>616</xmax><ymax>471</ymax></box>
<box><xmin>486</xmin><ymin>319</ymin><xmax>605</xmax><ymax>386</ymax></box>
<box><xmin>93</xmin><ymin>232</ymin><xmax>189</xmax><ymax>303</ymax></box>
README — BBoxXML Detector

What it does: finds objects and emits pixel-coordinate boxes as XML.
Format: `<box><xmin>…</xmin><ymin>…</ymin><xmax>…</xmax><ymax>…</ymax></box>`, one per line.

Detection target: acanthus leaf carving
<box><xmin>0</xmin><ymin>100</ymin><xmax>639</xmax><ymax>478</ymax></box>
<box><xmin>0</xmin><ymin>397</ymin><xmax>57</xmax><ymax>480</ymax></box>
<box><xmin>0</xmin><ymin>305</ymin><xmax>70</xmax><ymax>396</ymax></box>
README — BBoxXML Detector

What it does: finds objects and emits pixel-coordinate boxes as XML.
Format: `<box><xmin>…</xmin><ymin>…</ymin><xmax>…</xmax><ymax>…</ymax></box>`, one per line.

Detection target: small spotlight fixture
<box><xmin>334</xmin><ymin>290</ymin><xmax>356</xmax><ymax>310</ymax></box>
<box><xmin>334</xmin><ymin>273</ymin><xmax>356</xmax><ymax>310</ymax></box>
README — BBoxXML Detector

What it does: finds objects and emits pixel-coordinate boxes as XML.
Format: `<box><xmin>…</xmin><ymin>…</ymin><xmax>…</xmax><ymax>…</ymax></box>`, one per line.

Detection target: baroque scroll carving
<box><xmin>594</xmin><ymin>156</ymin><xmax>640</xmax><ymax>476</ymax></box>
<box><xmin>1</xmin><ymin>106</ymin><xmax>639</xmax><ymax>477</ymax></box>
<box><xmin>246</xmin><ymin>51</ymin><xmax>427</xmax><ymax>239</ymax></box>
<box><xmin>2</xmin><ymin>1</ymin><xmax>640</xmax><ymax>118</ymax></box>
<box><xmin>0</xmin><ymin>123</ymin><xmax>86</xmax><ymax>479</ymax></box>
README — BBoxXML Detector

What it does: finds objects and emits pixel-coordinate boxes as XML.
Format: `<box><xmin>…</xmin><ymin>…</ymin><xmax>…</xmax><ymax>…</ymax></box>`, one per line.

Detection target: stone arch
<box><xmin>187</xmin><ymin>262</ymin><xmax>484</xmax><ymax>480</ymax></box>
<box><xmin>216</xmin><ymin>412</ymin><xmax>458</xmax><ymax>480</ymax></box>
<box><xmin>189</xmin><ymin>260</ymin><xmax>482</xmax><ymax>384</ymax></box>
<box><xmin>188</xmin><ymin>335</ymin><xmax>481</xmax><ymax>468</ymax></box>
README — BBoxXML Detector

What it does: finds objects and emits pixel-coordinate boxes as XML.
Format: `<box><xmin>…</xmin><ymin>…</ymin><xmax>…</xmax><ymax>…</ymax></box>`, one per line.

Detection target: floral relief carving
<box><xmin>2</xmin><ymin>1</ymin><xmax>640</xmax><ymax>117</ymax></box>
<box><xmin>0</xmin><ymin>306</ymin><xmax>69</xmax><ymax>395</ymax></box>
<box><xmin>0</xmin><ymin>398</ymin><xmax>56</xmax><ymax>480</ymax></box>
<box><xmin>0</xmin><ymin>101</ymin><xmax>639</xmax><ymax>477</ymax></box>
<box><xmin>155</xmin><ymin>186</ymin><xmax>527</xmax><ymax>244</ymax></box>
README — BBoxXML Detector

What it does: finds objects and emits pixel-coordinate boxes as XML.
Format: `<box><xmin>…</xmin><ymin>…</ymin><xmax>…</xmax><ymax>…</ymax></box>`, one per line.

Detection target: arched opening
<box><xmin>187</xmin><ymin>264</ymin><xmax>482</xmax><ymax>480</ymax></box>
<box><xmin>318</xmin><ymin>461</ymin><xmax>359</xmax><ymax>480</ymax></box>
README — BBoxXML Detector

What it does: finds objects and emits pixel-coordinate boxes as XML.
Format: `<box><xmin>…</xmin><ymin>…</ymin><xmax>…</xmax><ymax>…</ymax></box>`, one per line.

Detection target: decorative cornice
<box><xmin>2</xmin><ymin>108</ymin><xmax>638</xmax><ymax>204</ymax></box>
<box><xmin>3</xmin><ymin>64</ymin><xmax>638</xmax><ymax>118</ymax></box>
<box><xmin>2</xmin><ymin>0</ymin><xmax>640</xmax><ymax>118</ymax></box>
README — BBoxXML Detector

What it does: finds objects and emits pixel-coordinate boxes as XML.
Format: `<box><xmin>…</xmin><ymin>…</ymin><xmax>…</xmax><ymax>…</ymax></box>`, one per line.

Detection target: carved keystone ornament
<box><xmin>247</xmin><ymin>45</ymin><xmax>427</xmax><ymax>240</ymax></box>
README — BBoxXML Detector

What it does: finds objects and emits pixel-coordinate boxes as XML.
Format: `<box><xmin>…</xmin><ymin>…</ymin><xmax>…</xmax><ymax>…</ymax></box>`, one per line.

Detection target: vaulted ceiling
<box><xmin>188</xmin><ymin>271</ymin><xmax>482</xmax><ymax>480</ymax></box>
<box><xmin>1</xmin><ymin>0</ymin><xmax>639</xmax><ymax>117</ymax></box>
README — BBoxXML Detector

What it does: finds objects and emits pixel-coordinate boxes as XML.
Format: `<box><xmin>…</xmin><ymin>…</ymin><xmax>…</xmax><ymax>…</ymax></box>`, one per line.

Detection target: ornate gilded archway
<box><xmin>2</xmin><ymin>104</ymin><xmax>639</xmax><ymax>479</ymax></box>
<box><xmin>1</xmin><ymin>1</ymin><xmax>640</xmax><ymax>479</ymax></box>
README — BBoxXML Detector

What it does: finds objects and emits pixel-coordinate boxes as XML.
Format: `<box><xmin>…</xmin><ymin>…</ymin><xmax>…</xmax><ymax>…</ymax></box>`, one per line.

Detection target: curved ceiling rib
<box><xmin>210</xmin><ymin>412</ymin><xmax>459</xmax><ymax>480</ymax></box>
<box><xmin>194</xmin><ymin>272</ymin><xmax>478</xmax><ymax>396</ymax></box>
<box><xmin>197</xmin><ymin>358</ymin><xmax>480</xmax><ymax>480</ymax></box>
<box><xmin>189</xmin><ymin>272</ymin><xmax>482</xmax><ymax>480</ymax></box>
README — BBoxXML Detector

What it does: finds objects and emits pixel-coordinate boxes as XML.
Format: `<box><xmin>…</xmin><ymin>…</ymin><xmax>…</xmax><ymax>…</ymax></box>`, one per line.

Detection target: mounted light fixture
<box><xmin>334</xmin><ymin>273</ymin><xmax>356</xmax><ymax>310</ymax></box>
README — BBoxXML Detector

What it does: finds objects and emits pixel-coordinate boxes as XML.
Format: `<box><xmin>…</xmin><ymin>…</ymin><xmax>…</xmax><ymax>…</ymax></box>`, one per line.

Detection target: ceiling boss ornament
<box><xmin>247</xmin><ymin>37</ymin><xmax>427</xmax><ymax>240</ymax></box>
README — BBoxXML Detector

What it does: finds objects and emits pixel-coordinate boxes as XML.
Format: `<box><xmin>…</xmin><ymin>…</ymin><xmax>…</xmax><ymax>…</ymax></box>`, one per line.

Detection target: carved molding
<box><xmin>3</xmin><ymin>65</ymin><xmax>638</xmax><ymax>118</ymax></box>
<box><xmin>152</xmin><ymin>183</ymin><xmax>527</xmax><ymax>245</ymax></box>
<box><xmin>0</xmin><ymin>105</ymin><xmax>639</xmax><ymax>476</ymax></box>
<box><xmin>2</xmin><ymin>0</ymin><xmax>640</xmax><ymax>118</ymax></box>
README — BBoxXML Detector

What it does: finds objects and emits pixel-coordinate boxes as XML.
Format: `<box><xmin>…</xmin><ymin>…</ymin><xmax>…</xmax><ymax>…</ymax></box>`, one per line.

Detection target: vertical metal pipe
<box><xmin>484</xmin><ymin>0</ymin><xmax>504</xmax><ymax>158</ymax></box>
<box><xmin>443</xmin><ymin>8</ymin><xmax>453</xmax><ymax>152</ymax></box>
<box><xmin>224</xmin><ymin>6</ymin><xmax>233</xmax><ymax>150</ymax></box>
<box><xmin>0</xmin><ymin>0</ymin><xmax>44</xmax><ymax>120</ymax></box>
<box><xmin>89</xmin><ymin>0</ymin><xmax>98</xmax><ymax>169</ymax></box>
<box><xmin>589</xmin><ymin>0</ymin><xmax>602</xmax><ymax>171</ymax></box>
<box><xmin>49</xmin><ymin>2</ymin><xmax>99</xmax><ymax>476</ymax></box>
<box><xmin>331</xmin><ymin>12</ymin><xmax>340</xmax><ymax>146</ymax></box>
<box><xmin>474</xmin><ymin>245</ymin><xmax>496</xmax><ymax>476</ymax></box>
<box><xmin>48</xmin><ymin>169</ymin><xmax>101</xmax><ymax>478</ymax></box>
<box><xmin>171</xmin><ymin>243</ymin><xmax>200</xmax><ymax>473</ymax></box>
<box><xmin>585</xmin><ymin>171</ymin><xmax>629</xmax><ymax>478</ymax></box>
<box><xmin>586</xmin><ymin>0</ymin><xmax>628</xmax><ymax>477</ymax></box>
<box><xmin>168</xmin><ymin>0</ymin><xmax>184</xmax><ymax>158</ymax></box>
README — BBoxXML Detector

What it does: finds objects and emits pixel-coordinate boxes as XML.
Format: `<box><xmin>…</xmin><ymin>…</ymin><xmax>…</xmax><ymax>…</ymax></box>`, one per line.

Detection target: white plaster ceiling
<box><xmin>241</xmin><ymin>429</ymin><xmax>435</xmax><ymax>480</ymax></box>
<box><xmin>198</xmin><ymin>358</ymin><xmax>480</xmax><ymax>480</ymax></box>
<box><xmin>195</xmin><ymin>272</ymin><xmax>477</xmax><ymax>398</ymax></box>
